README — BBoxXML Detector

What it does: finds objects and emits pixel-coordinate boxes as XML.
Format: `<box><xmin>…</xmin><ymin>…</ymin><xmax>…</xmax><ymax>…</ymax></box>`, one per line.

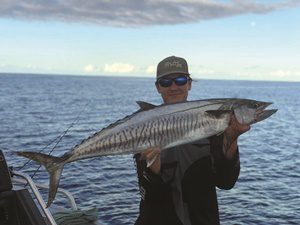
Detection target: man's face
<box><xmin>156</xmin><ymin>74</ymin><xmax>192</xmax><ymax>104</ymax></box>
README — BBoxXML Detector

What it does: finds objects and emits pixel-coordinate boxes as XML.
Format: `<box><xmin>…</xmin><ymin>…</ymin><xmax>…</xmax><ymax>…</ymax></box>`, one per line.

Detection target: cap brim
<box><xmin>157</xmin><ymin>72</ymin><xmax>190</xmax><ymax>80</ymax></box>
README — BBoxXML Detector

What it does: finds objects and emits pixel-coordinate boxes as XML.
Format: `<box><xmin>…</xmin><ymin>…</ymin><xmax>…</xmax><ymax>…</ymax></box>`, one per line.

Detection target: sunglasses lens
<box><xmin>159</xmin><ymin>78</ymin><xmax>173</xmax><ymax>87</ymax></box>
<box><xmin>175</xmin><ymin>76</ymin><xmax>188</xmax><ymax>86</ymax></box>
<box><xmin>158</xmin><ymin>76</ymin><xmax>189</xmax><ymax>87</ymax></box>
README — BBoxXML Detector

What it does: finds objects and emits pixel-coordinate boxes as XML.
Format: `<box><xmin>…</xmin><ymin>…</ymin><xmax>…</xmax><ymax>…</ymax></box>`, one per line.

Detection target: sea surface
<box><xmin>0</xmin><ymin>73</ymin><xmax>299</xmax><ymax>225</ymax></box>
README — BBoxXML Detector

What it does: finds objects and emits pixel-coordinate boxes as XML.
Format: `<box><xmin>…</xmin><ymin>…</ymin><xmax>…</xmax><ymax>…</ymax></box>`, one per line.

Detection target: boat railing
<box><xmin>11</xmin><ymin>170</ymin><xmax>79</xmax><ymax>225</ymax></box>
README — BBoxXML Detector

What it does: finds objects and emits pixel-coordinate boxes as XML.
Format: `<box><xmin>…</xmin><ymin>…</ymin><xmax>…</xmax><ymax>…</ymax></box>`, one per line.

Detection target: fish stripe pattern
<box><xmin>16</xmin><ymin>98</ymin><xmax>277</xmax><ymax>207</ymax></box>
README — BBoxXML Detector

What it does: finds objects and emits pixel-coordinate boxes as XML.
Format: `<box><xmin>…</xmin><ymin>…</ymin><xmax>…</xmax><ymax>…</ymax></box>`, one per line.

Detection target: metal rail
<box><xmin>12</xmin><ymin>176</ymin><xmax>78</xmax><ymax>210</ymax></box>
<box><xmin>11</xmin><ymin>171</ymin><xmax>102</xmax><ymax>225</ymax></box>
<box><xmin>11</xmin><ymin>171</ymin><xmax>59</xmax><ymax>225</ymax></box>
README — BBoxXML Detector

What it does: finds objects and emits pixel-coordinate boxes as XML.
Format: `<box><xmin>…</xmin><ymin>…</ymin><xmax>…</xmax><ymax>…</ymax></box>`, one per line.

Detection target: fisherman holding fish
<box><xmin>17</xmin><ymin>57</ymin><xmax>276</xmax><ymax>221</ymax></box>
<box><xmin>134</xmin><ymin>56</ymin><xmax>250</xmax><ymax>225</ymax></box>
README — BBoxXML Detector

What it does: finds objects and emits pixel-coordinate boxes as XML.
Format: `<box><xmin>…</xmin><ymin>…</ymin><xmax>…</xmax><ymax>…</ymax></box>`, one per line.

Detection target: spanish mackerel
<box><xmin>17</xmin><ymin>98</ymin><xmax>277</xmax><ymax>207</ymax></box>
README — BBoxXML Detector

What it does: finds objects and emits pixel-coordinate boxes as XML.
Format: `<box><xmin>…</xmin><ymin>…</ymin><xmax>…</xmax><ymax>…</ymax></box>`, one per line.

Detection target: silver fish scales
<box><xmin>17</xmin><ymin>98</ymin><xmax>277</xmax><ymax>207</ymax></box>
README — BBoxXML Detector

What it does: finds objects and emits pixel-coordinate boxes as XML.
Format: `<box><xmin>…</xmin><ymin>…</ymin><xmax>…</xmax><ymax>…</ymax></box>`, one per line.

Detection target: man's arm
<box><xmin>211</xmin><ymin>114</ymin><xmax>250</xmax><ymax>189</ymax></box>
<box><xmin>134</xmin><ymin>151</ymin><xmax>169</xmax><ymax>203</ymax></box>
<box><xmin>210</xmin><ymin>134</ymin><xmax>240</xmax><ymax>189</ymax></box>
<box><xmin>223</xmin><ymin>114</ymin><xmax>250</xmax><ymax>159</ymax></box>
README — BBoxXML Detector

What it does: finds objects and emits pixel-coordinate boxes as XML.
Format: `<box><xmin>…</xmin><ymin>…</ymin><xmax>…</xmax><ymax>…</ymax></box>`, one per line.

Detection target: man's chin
<box><xmin>165</xmin><ymin>96</ymin><xmax>186</xmax><ymax>104</ymax></box>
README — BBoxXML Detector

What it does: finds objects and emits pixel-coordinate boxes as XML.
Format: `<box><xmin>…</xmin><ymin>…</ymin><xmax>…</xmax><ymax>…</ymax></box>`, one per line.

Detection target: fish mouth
<box><xmin>257</xmin><ymin>102</ymin><xmax>273</xmax><ymax>111</ymax></box>
<box><xmin>252</xmin><ymin>102</ymin><xmax>277</xmax><ymax>124</ymax></box>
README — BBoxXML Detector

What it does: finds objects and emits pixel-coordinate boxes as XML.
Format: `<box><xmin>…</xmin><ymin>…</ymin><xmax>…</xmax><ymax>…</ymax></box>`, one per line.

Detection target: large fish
<box><xmin>17</xmin><ymin>98</ymin><xmax>277</xmax><ymax>207</ymax></box>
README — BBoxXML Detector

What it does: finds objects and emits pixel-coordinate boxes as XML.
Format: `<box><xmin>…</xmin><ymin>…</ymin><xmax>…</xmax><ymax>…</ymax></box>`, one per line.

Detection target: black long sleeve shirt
<box><xmin>134</xmin><ymin>134</ymin><xmax>240</xmax><ymax>225</ymax></box>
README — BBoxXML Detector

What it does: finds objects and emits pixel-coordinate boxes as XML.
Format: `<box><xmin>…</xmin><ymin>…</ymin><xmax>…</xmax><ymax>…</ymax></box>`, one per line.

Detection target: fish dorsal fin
<box><xmin>205</xmin><ymin>110</ymin><xmax>232</xmax><ymax>118</ymax></box>
<box><xmin>136</xmin><ymin>101</ymin><xmax>157</xmax><ymax>111</ymax></box>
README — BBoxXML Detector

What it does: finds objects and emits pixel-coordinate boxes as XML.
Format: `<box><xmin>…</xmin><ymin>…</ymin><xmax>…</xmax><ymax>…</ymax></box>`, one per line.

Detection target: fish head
<box><xmin>232</xmin><ymin>99</ymin><xmax>277</xmax><ymax>125</ymax></box>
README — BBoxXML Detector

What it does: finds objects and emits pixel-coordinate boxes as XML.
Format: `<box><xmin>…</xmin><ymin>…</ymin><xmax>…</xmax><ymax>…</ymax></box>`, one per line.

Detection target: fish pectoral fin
<box><xmin>146</xmin><ymin>154</ymin><xmax>159</xmax><ymax>168</ymax></box>
<box><xmin>136</xmin><ymin>101</ymin><xmax>157</xmax><ymax>111</ymax></box>
<box><xmin>216</xmin><ymin>131</ymin><xmax>225</xmax><ymax>136</ymax></box>
<box><xmin>205</xmin><ymin>110</ymin><xmax>232</xmax><ymax>118</ymax></box>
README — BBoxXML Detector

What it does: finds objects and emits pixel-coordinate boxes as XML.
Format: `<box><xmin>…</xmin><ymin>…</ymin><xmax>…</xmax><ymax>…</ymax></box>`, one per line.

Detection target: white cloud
<box><xmin>84</xmin><ymin>64</ymin><xmax>97</xmax><ymax>73</ymax></box>
<box><xmin>267</xmin><ymin>69</ymin><xmax>300</xmax><ymax>81</ymax></box>
<box><xmin>104</xmin><ymin>63</ymin><xmax>135</xmax><ymax>73</ymax></box>
<box><xmin>146</xmin><ymin>65</ymin><xmax>156</xmax><ymax>74</ymax></box>
<box><xmin>26</xmin><ymin>64</ymin><xmax>37</xmax><ymax>70</ymax></box>
<box><xmin>270</xmin><ymin>70</ymin><xmax>293</xmax><ymax>78</ymax></box>
<box><xmin>46</xmin><ymin>66</ymin><xmax>53</xmax><ymax>71</ymax></box>
<box><xmin>0</xmin><ymin>0</ymin><xmax>299</xmax><ymax>27</ymax></box>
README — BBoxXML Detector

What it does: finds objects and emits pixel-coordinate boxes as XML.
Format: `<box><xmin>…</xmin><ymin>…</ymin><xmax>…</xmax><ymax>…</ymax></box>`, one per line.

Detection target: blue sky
<box><xmin>0</xmin><ymin>0</ymin><xmax>299</xmax><ymax>81</ymax></box>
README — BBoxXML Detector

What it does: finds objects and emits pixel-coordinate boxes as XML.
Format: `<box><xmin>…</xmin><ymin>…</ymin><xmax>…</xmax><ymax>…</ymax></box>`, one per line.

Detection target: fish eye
<box><xmin>253</xmin><ymin>103</ymin><xmax>260</xmax><ymax>108</ymax></box>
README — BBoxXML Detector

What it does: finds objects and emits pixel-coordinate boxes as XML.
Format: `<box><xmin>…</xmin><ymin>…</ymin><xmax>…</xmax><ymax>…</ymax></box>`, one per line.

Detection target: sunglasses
<box><xmin>157</xmin><ymin>75</ymin><xmax>190</xmax><ymax>88</ymax></box>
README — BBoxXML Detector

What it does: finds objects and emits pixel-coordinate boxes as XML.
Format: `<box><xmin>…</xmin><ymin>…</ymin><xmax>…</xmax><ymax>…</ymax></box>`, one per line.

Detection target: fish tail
<box><xmin>16</xmin><ymin>151</ymin><xmax>66</xmax><ymax>207</ymax></box>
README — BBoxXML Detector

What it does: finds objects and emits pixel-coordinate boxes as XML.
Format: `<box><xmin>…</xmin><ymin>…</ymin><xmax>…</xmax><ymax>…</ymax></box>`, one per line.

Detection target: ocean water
<box><xmin>0</xmin><ymin>73</ymin><xmax>299</xmax><ymax>225</ymax></box>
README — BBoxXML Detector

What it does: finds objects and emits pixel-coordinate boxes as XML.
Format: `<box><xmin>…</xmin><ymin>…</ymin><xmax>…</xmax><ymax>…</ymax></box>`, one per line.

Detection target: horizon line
<box><xmin>0</xmin><ymin>71</ymin><xmax>299</xmax><ymax>83</ymax></box>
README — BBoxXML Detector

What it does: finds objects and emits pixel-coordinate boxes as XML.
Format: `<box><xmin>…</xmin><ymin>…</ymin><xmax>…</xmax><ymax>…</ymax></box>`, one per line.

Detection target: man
<box><xmin>134</xmin><ymin>56</ymin><xmax>250</xmax><ymax>225</ymax></box>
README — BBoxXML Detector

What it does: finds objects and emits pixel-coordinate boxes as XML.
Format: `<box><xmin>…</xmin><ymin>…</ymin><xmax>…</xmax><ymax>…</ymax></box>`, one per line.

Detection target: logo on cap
<box><xmin>164</xmin><ymin>60</ymin><xmax>183</xmax><ymax>69</ymax></box>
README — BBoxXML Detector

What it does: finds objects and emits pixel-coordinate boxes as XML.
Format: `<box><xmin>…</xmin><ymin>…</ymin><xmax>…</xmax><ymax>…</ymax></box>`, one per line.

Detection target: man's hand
<box><xmin>223</xmin><ymin>114</ymin><xmax>250</xmax><ymax>159</ymax></box>
<box><xmin>140</xmin><ymin>148</ymin><xmax>161</xmax><ymax>175</ymax></box>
